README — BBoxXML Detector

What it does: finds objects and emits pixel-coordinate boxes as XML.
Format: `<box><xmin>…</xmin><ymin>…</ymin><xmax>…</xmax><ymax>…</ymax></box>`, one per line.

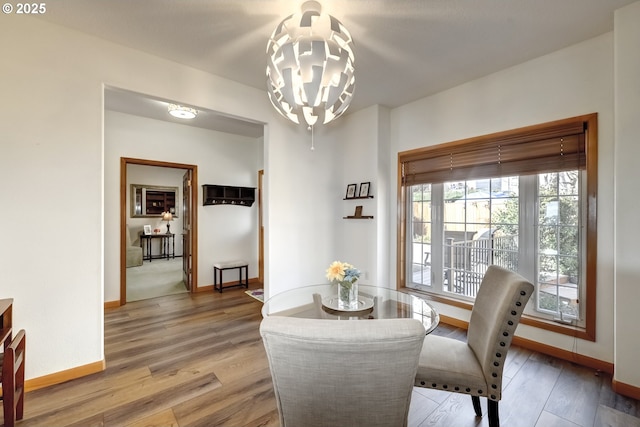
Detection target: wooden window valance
<box><xmin>400</xmin><ymin>115</ymin><xmax>593</xmax><ymax>186</ymax></box>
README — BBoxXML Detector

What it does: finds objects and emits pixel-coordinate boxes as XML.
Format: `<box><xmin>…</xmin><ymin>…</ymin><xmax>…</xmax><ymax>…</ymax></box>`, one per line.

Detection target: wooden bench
<box><xmin>213</xmin><ymin>260</ymin><xmax>249</xmax><ymax>293</ymax></box>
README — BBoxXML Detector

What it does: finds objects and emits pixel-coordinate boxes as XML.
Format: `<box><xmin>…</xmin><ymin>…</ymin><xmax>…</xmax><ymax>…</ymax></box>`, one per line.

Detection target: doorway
<box><xmin>120</xmin><ymin>157</ymin><xmax>198</xmax><ymax>305</ymax></box>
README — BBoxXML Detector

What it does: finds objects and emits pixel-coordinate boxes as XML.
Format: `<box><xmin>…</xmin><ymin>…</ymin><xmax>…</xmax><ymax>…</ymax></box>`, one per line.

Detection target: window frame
<box><xmin>397</xmin><ymin>114</ymin><xmax>598</xmax><ymax>341</ymax></box>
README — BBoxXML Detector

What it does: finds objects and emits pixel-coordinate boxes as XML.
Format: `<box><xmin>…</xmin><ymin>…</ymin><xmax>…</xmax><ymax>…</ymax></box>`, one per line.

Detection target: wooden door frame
<box><xmin>120</xmin><ymin>157</ymin><xmax>198</xmax><ymax>305</ymax></box>
<box><xmin>258</xmin><ymin>170</ymin><xmax>264</xmax><ymax>285</ymax></box>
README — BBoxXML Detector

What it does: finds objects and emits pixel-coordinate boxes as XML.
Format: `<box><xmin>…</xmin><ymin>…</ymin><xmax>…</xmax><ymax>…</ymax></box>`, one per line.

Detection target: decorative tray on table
<box><xmin>321</xmin><ymin>295</ymin><xmax>374</xmax><ymax>314</ymax></box>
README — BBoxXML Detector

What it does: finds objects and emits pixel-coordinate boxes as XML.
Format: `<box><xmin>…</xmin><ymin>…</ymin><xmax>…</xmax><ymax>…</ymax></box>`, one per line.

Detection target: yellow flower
<box><xmin>326</xmin><ymin>261</ymin><xmax>347</xmax><ymax>282</ymax></box>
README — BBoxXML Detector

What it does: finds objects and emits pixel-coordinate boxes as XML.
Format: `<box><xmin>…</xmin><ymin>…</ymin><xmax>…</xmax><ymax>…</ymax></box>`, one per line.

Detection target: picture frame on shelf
<box><xmin>345</xmin><ymin>183</ymin><xmax>357</xmax><ymax>199</ymax></box>
<box><xmin>143</xmin><ymin>225</ymin><xmax>152</xmax><ymax>235</ymax></box>
<box><xmin>354</xmin><ymin>205</ymin><xmax>363</xmax><ymax>217</ymax></box>
<box><xmin>359</xmin><ymin>182</ymin><xmax>370</xmax><ymax>198</ymax></box>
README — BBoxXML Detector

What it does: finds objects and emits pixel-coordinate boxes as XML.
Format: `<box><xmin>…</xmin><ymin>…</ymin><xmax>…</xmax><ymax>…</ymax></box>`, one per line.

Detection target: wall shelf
<box><xmin>203</xmin><ymin>184</ymin><xmax>255</xmax><ymax>207</ymax></box>
<box><xmin>343</xmin><ymin>203</ymin><xmax>373</xmax><ymax>219</ymax></box>
<box><xmin>343</xmin><ymin>196</ymin><xmax>374</xmax><ymax>200</ymax></box>
<box><xmin>343</xmin><ymin>188</ymin><xmax>374</xmax><ymax>218</ymax></box>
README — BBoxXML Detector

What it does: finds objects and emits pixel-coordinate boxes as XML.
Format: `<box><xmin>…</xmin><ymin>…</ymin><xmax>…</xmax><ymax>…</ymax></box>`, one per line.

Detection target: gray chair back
<box><xmin>260</xmin><ymin>316</ymin><xmax>426</xmax><ymax>427</ymax></box>
<box><xmin>467</xmin><ymin>265</ymin><xmax>534</xmax><ymax>401</ymax></box>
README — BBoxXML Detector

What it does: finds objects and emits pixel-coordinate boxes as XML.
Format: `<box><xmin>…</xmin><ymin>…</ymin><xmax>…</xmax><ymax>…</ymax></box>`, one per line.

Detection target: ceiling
<box><xmin>40</xmin><ymin>0</ymin><xmax>636</xmax><ymax>136</ymax></box>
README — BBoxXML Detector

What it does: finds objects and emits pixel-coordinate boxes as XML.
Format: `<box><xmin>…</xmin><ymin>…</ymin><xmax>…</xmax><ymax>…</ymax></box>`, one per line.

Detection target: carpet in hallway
<box><xmin>126</xmin><ymin>258</ymin><xmax>186</xmax><ymax>302</ymax></box>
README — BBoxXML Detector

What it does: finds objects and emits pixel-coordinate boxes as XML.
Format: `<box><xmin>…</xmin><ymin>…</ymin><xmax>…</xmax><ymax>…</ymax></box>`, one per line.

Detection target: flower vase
<box><xmin>337</xmin><ymin>280</ymin><xmax>359</xmax><ymax>310</ymax></box>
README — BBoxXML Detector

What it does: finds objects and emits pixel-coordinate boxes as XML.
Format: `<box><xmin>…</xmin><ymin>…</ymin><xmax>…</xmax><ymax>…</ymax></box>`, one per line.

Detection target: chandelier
<box><xmin>266</xmin><ymin>1</ymin><xmax>355</xmax><ymax>128</ymax></box>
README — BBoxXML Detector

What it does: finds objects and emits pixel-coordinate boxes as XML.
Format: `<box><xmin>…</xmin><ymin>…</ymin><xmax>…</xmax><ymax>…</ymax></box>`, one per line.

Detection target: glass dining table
<box><xmin>261</xmin><ymin>283</ymin><xmax>440</xmax><ymax>334</ymax></box>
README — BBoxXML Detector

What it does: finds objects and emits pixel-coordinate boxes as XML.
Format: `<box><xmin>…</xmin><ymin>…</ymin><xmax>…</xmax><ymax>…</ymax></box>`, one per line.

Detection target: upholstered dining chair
<box><xmin>414</xmin><ymin>265</ymin><xmax>533</xmax><ymax>427</ymax></box>
<box><xmin>260</xmin><ymin>316</ymin><xmax>426</xmax><ymax>427</ymax></box>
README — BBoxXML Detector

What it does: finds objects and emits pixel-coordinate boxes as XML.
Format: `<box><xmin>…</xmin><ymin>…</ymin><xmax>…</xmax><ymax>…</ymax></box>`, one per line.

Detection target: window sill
<box><xmin>400</xmin><ymin>287</ymin><xmax>594</xmax><ymax>341</ymax></box>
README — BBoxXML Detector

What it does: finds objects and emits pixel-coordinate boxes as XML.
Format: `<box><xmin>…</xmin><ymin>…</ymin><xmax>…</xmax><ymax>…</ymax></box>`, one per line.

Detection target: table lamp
<box><xmin>162</xmin><ymin>211</ymin><xmax>173</xmax><ymax>234</ymax></box>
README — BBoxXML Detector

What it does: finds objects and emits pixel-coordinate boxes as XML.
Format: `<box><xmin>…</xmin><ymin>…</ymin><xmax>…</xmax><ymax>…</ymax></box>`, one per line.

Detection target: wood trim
<box><xmin>191</xmin><ymin>166</ymin><xmax>199</xmax><ymax>292</ymax></box>
<box><xmin>120</xmin><ymin>157</ymin><xmax>198</xmax><ymax>303</ymax></box>
<box><xmin>519</xmin><ymin>316</ymin><xmax>592</xmax><ymax>341</ymax></box>
<box><xmin>120</xmin><ymin>157</ymin><xmax>127</xmax><ymax>306</ymax></box>
<box><xmin>396</xmin><ymin>158</ymin><xmax>406</xmax><ymax>289</ymax></box>
<box><xmin>258</xmin><ymin>170</ymin><xmax>264</xmax><ymax>285</ymax></box>
<box><xmin>399</xmin><ymin>115</ymin><xmax>589</xmax><ymax>162</ymax></box>
<box><xmin>584</xmin><ymin>113</ymin><xmax>598</xmax><ymax>341</ymax></box>
<box><xmin>104</xmin><ymin>300</ymin><xmax>120</xmax><ymax>309</ymax></box>
<box><xmin>404</xmin><ymin>286</ymin><xmax>594</xmax><ymax>340</ymax></box>
<box><xmin>24</xmin><ymin>360</ymin><xmax>105</xmax><ymax>393</ymax></box>
<box><xmin>438</xmin><ymin>314</ymin><xmax>468</xmax><ymax>330</ymax></box>
<box><xmin>612</xmin><ymin>379</ymin><xmax>640</xmax><ymax>401</ymax></box>
<box><xmin>512</xmin><ymin>335</ymin><xmax>613</xmax><ymax>374</ymax></box>
<box><xmin>197</xmin><ymin>277</ymin><xmax>261</xmax><ymax>293</ymax></box>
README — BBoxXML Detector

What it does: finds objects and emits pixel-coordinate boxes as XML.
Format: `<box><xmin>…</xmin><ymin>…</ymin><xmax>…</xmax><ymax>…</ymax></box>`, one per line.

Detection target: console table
<box><xmin>140</xmin><ymin>233</ymin><xmax>175</xmax><ymax>262</ymax></box>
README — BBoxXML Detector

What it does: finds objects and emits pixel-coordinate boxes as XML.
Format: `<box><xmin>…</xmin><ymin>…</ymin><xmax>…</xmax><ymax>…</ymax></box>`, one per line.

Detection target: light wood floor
<box><xmin>8</xmin><ymin>288</ymin><xmax>640</xmax><ymax>427</ymax></box>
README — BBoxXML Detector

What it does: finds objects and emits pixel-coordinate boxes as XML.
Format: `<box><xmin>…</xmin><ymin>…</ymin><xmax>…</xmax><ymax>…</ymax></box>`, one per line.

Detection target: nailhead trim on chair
<box><xmin>427</xmin><ymin>382</ymin><xmax>484</xmax><ymax>395</ymax></box>
<box><xmin>485</xmin><ymin>288</ymin><xmax>528</xmax><ymax>402</ymax></box>
<box><xmin>415</xmin><ymin>281</ymin><xmax>532</xmax><ymax>406</ymax></box>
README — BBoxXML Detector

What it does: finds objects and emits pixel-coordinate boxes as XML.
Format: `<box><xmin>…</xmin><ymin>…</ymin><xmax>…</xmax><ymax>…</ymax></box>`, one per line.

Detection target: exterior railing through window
<box><xmin>444</xmin><ymin>234</ymin><xmax>518</xmax><ymax>298</ymax></box>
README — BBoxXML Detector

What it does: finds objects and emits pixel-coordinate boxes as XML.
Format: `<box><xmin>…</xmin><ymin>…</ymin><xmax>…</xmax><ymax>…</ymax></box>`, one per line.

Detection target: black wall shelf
<box><xmin>203</xmin><ymin>184</ymin><xmax>256</xmax><ymax>207</ymax></box>
<box><xmin>343</xmin><ymin>196</ymin><xmax>374</xmax><ymax>200</ymax></box>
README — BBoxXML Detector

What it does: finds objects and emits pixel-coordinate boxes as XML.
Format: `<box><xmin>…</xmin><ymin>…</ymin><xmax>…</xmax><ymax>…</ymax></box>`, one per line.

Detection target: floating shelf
<box><xmin>343</xmin><ymin>196</ymin><xmax>374</xmax><ymax>200</ymax></box>
<box><xmin>343</xmin><ymin>216</ymin><xmax>374</xmax><ymax>219</ymax></box>
<box><xmin>203</xmin><ymin>184</ymin><xmax>256</xmax><ymax>207</ymax></box>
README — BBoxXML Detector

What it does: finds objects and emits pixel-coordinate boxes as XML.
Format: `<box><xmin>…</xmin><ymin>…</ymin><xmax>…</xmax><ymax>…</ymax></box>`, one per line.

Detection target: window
<box><xmin>398</xmin><ymin>114</ymin><xmax>597</xmax><ymax>340</ymax></box>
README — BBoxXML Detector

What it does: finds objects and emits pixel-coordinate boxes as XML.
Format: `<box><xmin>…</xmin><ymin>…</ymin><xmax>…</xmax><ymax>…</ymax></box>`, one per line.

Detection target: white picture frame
<box><xmin>143</xmin><ymin>225</ymin><xmax>152</xmax><ymax>235</ymax></box>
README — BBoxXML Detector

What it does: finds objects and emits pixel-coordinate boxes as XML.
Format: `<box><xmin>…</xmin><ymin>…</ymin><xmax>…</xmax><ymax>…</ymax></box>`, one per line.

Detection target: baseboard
<box><xmin>105</xmin><ymin>299</ymin><xmax>121</xmax><ymax>309</ymax></box>
<box><xmin>105</xmin><ymin>278</ymin><xmax>262</xmax><ymax>300</ymax></box>
<box><xmin>439</xmin><ymin>314</ymin><xmax>468</xmax><ymax>330</ymax></box>
<box><xmin>511</xmin><ymin>335</ymin><xmax>614</xmax><ymax>374</ymax></box>
<box><xmin>24</xmin><ymin>359</ymin><xmax>105</xmax><ymax>393</ymax></box>
<box><xmin>612</xmin><ymin>379</ymin><xmax>640</xmax><ymax>400</ymax></box>
<box><xmin>196</xmin><ymin>277</ymin><xmax>260</xmax><ymax>293</ymax></box>
<box><xmin>438</xmin><ymin>315</ymin><xmax>614</xmax><ymax>374</ymax></box>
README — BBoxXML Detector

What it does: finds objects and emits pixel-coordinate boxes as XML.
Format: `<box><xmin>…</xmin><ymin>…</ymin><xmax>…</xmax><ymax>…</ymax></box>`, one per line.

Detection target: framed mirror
<box><xmin>130</xmin><ymin>184</ymin><xmax>179</xmax><ymax>218</ymax></box>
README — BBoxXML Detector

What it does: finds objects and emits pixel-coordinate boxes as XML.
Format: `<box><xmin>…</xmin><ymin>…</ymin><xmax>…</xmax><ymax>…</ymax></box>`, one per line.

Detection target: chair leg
<box><xmin>471</xmin><ymin>395</ymin><xmax>482</xmax><ymax>417</ymax></box>
<box><xmin>488</xmin><ymin>400</ymin><xmax>499</xmax><ymax>427</ymax></box>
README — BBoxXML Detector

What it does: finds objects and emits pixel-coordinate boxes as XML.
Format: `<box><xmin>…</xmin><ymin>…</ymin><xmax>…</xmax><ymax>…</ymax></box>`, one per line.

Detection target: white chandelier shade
<box><xmin>266</xmin><ymin>1</ymin><xmax>355</xmax><ymax>127</ymax></box>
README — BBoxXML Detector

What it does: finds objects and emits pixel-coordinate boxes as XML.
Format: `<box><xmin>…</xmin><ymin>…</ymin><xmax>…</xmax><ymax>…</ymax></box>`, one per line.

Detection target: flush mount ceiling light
<box><xmin>266</xmin><ymin>1</ymin><xmax>355</xmax><ymax>129</ymax></box>
<box><xmin>168</xmin><ymin>104</ymin><xmax>198</xmax><ymax>119</ymax></box>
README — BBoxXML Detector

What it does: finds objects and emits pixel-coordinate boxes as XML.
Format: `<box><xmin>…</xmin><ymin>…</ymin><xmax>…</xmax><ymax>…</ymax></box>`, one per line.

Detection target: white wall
<box><xmin>319</xmin><ymin>105</ymin><xmax>392</xmax><ymax>287</ymax></box>
<box><xmin>261</xmin><ymin>122</ymin><xmax>345</xmax><ymax>295</ymax></box>
<box><xmin>0</xmin><ymin>17</ymin><xmax>336</xmax><ymax>381</ymax></box>
<box><xmin>389</xmin><ymin>33</ymin><xmax>616</xmax><ymax>364</ymax></box>
<box><xmin>105</xmin><ymin>110</ymin><xmax>262</xmax><ymax>302</ymax></box>
<box><xmin>614</xmin><ymin>1</ymin><xmax>640</xmax><ymax>390</ymax></box>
